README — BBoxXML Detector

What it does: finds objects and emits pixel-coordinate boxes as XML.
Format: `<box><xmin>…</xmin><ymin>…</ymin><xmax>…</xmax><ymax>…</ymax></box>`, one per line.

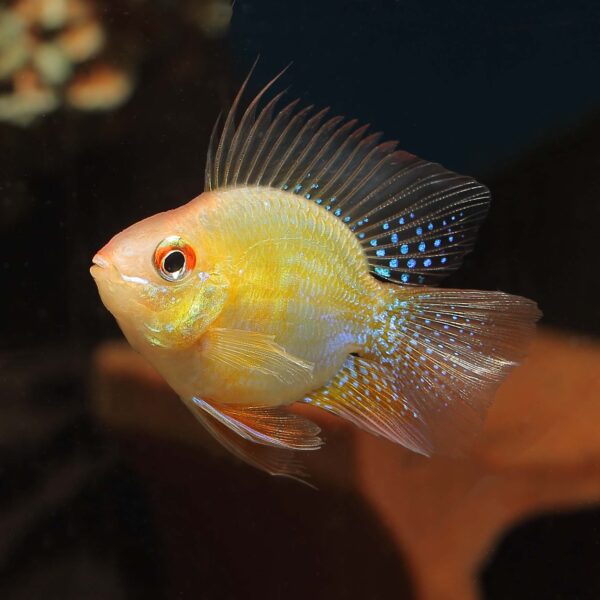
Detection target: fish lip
<box><xmin>92</xmin><ymin>253</ymin><xmax>110</xmax><ymax>269</ymax></box>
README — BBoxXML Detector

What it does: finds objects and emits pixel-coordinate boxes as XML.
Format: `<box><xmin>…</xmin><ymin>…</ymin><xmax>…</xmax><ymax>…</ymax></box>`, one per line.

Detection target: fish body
<box><xmin>187</xmin><ymin>187</ymin><xmax>376</xmax><ymax>405</ymax></box>
<box><xmin>97</xmin><ymin>187</ymin><xmax>375</xmax><ymax>405</ymax></box>
<box><xmin>92</xmin><ymin>70</ymin><xmax>540</xmax><ymax>478</ymax></box>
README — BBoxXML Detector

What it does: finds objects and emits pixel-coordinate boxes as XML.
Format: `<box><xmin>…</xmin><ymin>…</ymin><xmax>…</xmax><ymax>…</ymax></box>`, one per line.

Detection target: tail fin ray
<box><xmin>305</xmin><ymin>288</ymin><xmax>540</xmax><ymax>456</ymax></box>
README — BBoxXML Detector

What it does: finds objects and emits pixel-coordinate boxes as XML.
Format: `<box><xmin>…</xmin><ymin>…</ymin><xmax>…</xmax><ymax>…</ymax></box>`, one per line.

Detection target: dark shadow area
<box><xmin>480</xmin><ymin>506</ymin><xmax>600</xmax><ymax>600</ymax></box>
<box><xmin>115</xmin><ymin>434</ymin><xmax>414</xmax><ymax>600</ymax></box>
<box><xmin>0</xmin><ymin>355</ymin><xmax>167</xmax><ymax>599</ymax></box>
<box><xmin>447</xmin><ymin>113</ymin><xmax>600</xmax><ymax>336</ymax></box>
<box><xmin>0</xmin><ymin>352</ymin><xmax>413</xmax><ymax>599</ymax></box>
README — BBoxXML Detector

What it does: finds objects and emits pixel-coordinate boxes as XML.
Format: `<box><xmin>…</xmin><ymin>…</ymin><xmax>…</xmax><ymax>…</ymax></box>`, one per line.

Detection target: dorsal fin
<box><xmin>205</xmin><ymin>69</ymin><xmax>491</xmax><ymax>287</ymax></box>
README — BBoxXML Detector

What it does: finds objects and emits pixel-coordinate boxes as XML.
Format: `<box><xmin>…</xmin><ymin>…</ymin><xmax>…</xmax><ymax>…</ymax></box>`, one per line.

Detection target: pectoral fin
<box><xmin>203</xmin><ymin>327</ymin><xmax>314</xmax><ymax>384</ymax></box>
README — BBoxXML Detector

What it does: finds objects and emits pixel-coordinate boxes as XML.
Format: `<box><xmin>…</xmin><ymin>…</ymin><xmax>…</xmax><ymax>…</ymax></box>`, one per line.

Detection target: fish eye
<box><xmin>154</xmin><ymin>236</ymin><xmax>196</xmax><ymax>282</ymax></box>
<box><xmin>163</xmin><ymin>250</ymin><xmax>185</xmax><ymax>273</ymax></box>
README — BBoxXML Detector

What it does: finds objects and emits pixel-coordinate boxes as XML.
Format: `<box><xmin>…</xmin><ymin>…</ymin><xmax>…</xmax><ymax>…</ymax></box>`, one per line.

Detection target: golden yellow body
<box><xmin>91</xmin><ymin>72</ymin><xmax>540</xmax><ymax>478</ymax></box>
<box><xmin>132</xmin><ymin>188</ymin><xmax>383</xmax><ymax>407</ymax></box>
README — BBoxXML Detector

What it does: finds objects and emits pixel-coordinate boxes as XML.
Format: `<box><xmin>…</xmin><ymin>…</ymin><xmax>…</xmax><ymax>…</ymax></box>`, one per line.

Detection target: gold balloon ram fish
<box><xmin>91</xmin><ymin>69</ymin><xmax>540</xmax><ymax>480</ymax></box>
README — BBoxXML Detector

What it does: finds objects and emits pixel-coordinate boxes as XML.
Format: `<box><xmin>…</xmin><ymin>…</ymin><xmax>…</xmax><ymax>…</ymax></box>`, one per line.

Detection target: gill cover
<box><xmin>143</xmin><ymin>271</ymin><xmax>229</xmax><ymax>348</ymax></box>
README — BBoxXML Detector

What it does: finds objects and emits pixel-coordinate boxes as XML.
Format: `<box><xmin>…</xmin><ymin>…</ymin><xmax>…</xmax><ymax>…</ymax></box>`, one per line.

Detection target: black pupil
<box><xmin>163</xmin><ymin>250</ymin><xmax>185</xmax><ymax>274</ymax></box>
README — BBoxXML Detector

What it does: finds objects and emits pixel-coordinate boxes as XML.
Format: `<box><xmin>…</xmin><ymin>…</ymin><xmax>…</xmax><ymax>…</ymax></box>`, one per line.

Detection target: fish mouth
<box><xmin>90</xmin><ymin>253</ymin><xmax>111</xmax><ymax>279</ymax></box>
<box><xmin>92</xmin><ymin>253</ymin><xmax>110</xmax><ymax>269</ymax></box>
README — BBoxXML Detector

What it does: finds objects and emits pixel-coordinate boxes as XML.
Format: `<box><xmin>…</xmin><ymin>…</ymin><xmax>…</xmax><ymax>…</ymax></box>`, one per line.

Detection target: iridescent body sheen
<box><xmin>192</xmin><ymin>187</ymin><xmax>377</xmax><ymax>405</ymax></box>
<box><xmin>91</xmin><ymin>71</ymin><xmax>540</xmax><ymax>479</ymax></box>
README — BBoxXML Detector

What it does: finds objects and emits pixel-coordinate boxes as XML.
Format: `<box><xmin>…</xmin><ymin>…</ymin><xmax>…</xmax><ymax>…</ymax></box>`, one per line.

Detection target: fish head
<box><xmin>91</xmin><ymin>200</ymin><xmax>228</xmax><ymax>350</ymax></box>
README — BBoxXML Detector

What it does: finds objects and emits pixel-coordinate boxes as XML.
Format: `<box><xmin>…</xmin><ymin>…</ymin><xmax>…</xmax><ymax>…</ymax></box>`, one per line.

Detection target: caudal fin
<box><xmin>304</xmin><ymin>288</ymin><xmax>541</xmax><ymax>456</ymax></box>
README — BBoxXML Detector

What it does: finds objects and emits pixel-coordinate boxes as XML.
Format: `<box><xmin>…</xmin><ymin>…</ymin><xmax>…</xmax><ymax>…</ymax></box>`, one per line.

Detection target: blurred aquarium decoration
<box><xmin>1</xmin><ymin>1</ymin><xmax>599</xmax><ymax>599</ymax></box>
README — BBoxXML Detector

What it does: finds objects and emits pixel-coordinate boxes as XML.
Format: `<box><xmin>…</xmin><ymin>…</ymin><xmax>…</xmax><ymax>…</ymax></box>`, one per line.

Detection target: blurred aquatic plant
<box><xmin>0</xmin><ymin>0</ymin><xmax>231</xmax><ymax>126</ymax></box>
<box><xmin>0</xmin><ymin>0</ymin><xmax>133</xmax><ymax>125</ymax></box>
<box><xmin>185</xmin><ymin>0</ymin><xmax>232</xmax><ymax>38</ymax></box>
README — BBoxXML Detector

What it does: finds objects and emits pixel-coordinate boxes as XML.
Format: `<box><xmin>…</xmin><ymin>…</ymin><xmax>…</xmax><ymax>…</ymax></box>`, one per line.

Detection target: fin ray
<box><xmin>205</xmin><ymin>71</ymin><xmax>490</xmax><ymax>286</ymax></box>
<box><xmin>187</xmin><ymin>398</ymin><xmax>314</xmax><ymax>483</ymax></box>
<box><xmin>303</xmin><ymin>355</ymin><xmax>434</xmax><ymax>455</ymax></box>
<box><xmin>377</xmin><ymin>288</ymin><xmax>540</xmax><ymax>454</ymax></box>
<box><xmin>227</xmin><ymin>69</ymin><xmax>288</xmax><ymax>187</ymax></box>
<box><xmin>305</xmin><ymin>289</ymin><xmax>540</xmax><ymax>456</ymax></box>
<box><xmin>204</xmin><ymin>327</ymin><xmax>314</xmax><ymax>384</ymax></box>
<box><xmin>192</xmin><ymin>397</ymin><xmax>322</xmax><ymax>450</ymax></box>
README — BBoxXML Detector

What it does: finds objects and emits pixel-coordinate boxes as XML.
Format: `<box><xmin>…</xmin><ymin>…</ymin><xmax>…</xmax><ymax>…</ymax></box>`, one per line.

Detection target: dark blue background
<box><xmin>231</xmin><ymin>0</ymin><xmax>600</xmax><ymax>175</ymax></box>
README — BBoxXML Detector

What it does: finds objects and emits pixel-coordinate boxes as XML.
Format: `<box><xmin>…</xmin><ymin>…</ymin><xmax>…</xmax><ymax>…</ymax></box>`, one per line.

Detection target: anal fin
<box><xmin>304</xmin><ymin>288</ymin><xmax>540</xmax><ymax>457</ymax></box>
<box><xmin>303</xmin><ymin>356</ymin><xmax>434</xmax><ymax>456</ymax></box>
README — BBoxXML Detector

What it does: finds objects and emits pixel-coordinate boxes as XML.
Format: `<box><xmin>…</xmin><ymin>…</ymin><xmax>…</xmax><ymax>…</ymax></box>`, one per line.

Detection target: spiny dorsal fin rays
<box><xmin>212</xmin><ymin>75</ymin><xmax>245</xmax><ymax>189</ymax></box>
<box><xmin>263</xmin><ymin>104</ymin><xmax>316</xmax><ymax>187</ymax></box>
<box><xmin>205</xmin><ymin>68</ymin><xmax>491</xmax><ymax>286</ymax></box>
<box><xmin>316</xmin><ymin>130</ymin><xmax>386</xmax><ymax>203</ymax></box>
<box><xmin>328</xmin><ymin>142</ymin><xmax>404</xmax><ymax>213</ymax></box>
<box><xmin>298</xmin><ymin>119</ymin><xmax>360</xmax><ymax>190</ymax></box>
<box><xmin>271</xmin><ymin>107</ymin><xmax>331</xmax><ymax>190</ymax></box>
<box><xmin>284</xmin><ymin>115</ymin><xmax>345</xmax><ymax>186</ymax></box>
<box><xmin>251</xmin><ymin>98</ymin><xmax>302</xmax><ymax>184</ymax></box>
<box><xmin>237</xmin><ymin>90</ymin><xmax>288</xmax><ymax>187</ymax></box>
<box><xmin>347</xmin><ymin>172</ymin><xmax>475</xmax><ymax>231</ymax></box>
<box><xmin>226</xmin><ymin>69</ymin><xmax>289</xmax><ymax>187</ymax></box>
<box><xmin>309</xmin><ymin>125</ymin><xmax>375</xmax><ymax>199</ymax></box>
<box><xmin>204</xmin><ymin>112</ymin><xmax>221</xmax><ymax>191</ymax></box>
<box><xmin>212</xmin><ymin>61</ymin><xmax>290</xmax><ymax>189</ymax></box>
<box><xmin>337</xmin><ymin>156</ymin><xmax>430</xmax><ymax>216</ymax></box>
<box><xmin>212</xmin><ymin>60</ymin><xmax>255</xmax><ymax>188</ymax></box>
